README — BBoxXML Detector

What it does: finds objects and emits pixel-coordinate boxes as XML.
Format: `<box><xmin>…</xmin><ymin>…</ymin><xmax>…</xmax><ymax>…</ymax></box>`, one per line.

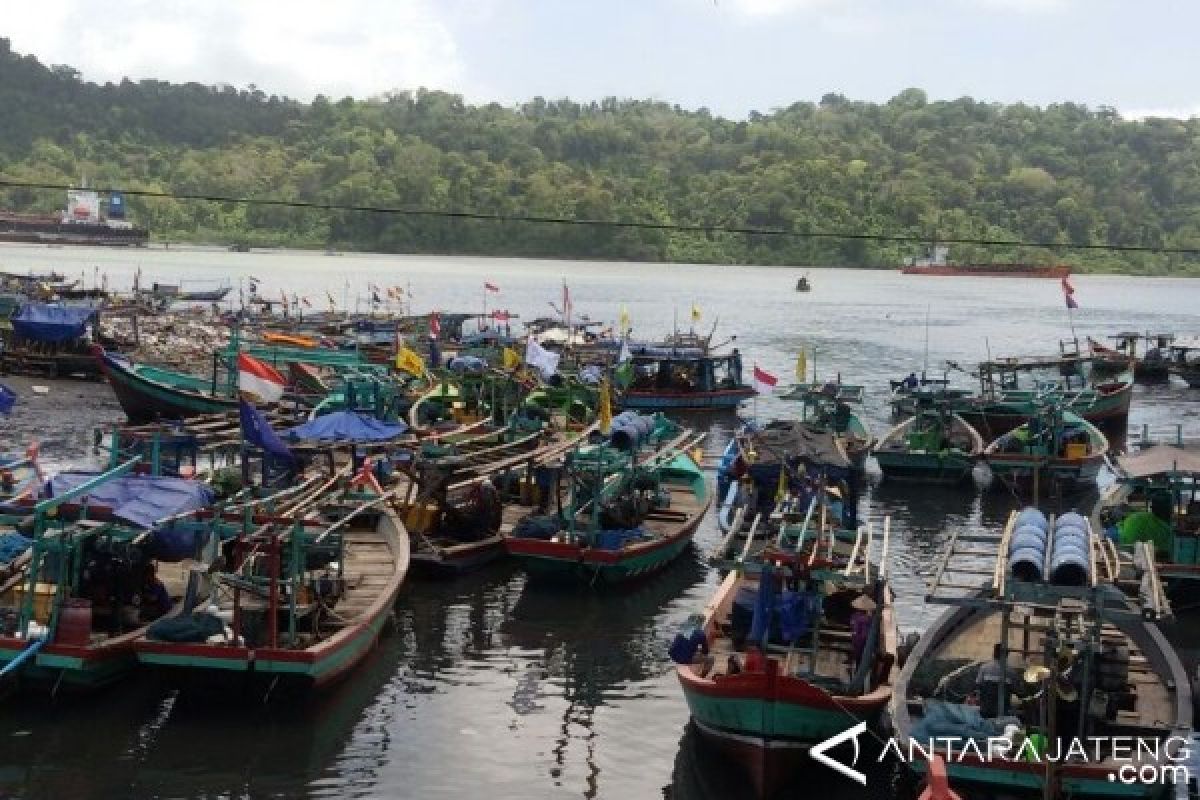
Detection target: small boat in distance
<box><xmin>795</xmin><ymin>273</ymin><xmax>811</xmax><ymax>292</ymax></box>
<box><xmin>901</xmin><ymin>244</ymin><xmax>1070</xmax><ymax>278</ymax></box>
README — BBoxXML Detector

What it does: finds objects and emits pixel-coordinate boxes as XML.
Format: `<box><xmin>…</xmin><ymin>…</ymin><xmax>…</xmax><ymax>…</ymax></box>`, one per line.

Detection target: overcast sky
<box><xmin>5</xmin><ymin>0</ymin><xmax>1197</xmax><ymax>119</ymax></box>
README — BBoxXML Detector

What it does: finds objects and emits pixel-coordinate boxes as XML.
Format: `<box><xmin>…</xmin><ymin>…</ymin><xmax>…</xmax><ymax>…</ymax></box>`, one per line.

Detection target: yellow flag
<box><xmin>691</xmin><ymin>302</ymin><xmax>701</xmax><ymax>323</ymax></box>
<box><xmin>776</xmin><ymin>466</ymin><xmax>789</xmax><ymax>502</ymax></box>
<box><xmin>795</xmin><ymin>350</ymin><xmax>807</xmax><ymax>381</ymax></box>
<box><xmin>599</xmin><ymin>378</ymin><xmax>613</xmax><ymax>434</ymax></box>
<box><xmin>619</xmin><ymin>305</ymin><xmax>631</xmax><ymax>333</ymax></box>
<box><xmin>395</xmin><ymin>346</ymin><xmax>425</xmax><ymax>376</ymax></box>
<box><xmin>502</xmin><ymin>346</ymin><xmax>522</xmax><ymax>370</ymax></box>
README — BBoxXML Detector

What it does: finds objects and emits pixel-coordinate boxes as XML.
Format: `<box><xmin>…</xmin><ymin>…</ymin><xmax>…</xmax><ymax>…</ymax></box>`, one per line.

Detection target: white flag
<box><xmin>618</xmin><ymin>338</ymin><xmax>631</xmax><ymax>364</ymax></box>
<box><xmin>525</xmin><ymin>337</ymin><xmax>560</xmax><ymax>378</ymax></box>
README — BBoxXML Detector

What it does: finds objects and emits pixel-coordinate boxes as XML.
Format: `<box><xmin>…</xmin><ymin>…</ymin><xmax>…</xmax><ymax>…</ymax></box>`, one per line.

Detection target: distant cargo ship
<box><xmin>0</xmin><ymin>188</ymin><xmax>148</xmax><ymax>247</ymax></box>
<box><xmin>901</xmin><ymin>245</ymin><xmax>1070</xmax><ymax>278</ymax></box>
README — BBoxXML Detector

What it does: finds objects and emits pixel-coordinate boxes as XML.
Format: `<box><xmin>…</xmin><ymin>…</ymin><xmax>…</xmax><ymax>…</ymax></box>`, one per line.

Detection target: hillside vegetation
<box><xmin>2</xmin><ymin>39</ymin><xmax>1198</xmax><ymax>273</ymax></box>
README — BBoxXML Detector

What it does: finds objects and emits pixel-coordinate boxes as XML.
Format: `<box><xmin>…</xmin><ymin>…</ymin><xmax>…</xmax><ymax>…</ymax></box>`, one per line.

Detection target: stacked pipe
<box><xmin>1008</xmin><ymin>507</ymin><xmax>1048</xmax><ymax>582</ymax></box>
<box><xmin>1049</xmin><ymin>511</ymin><xmax>1092</xmax><ymax>586</ymax></box>
<box><xmin>610</xmin><ymin>412</ymin><xmax>655</xmax><ymax>451</ymax></box>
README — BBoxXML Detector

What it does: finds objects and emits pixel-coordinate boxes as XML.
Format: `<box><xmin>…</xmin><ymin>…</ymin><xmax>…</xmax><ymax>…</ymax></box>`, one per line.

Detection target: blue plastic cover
<box><xmin>12</xmin><ymin>304</ymin><xmax>97</xmax><ymax>343</ymax></box>
<box><xmin>47</xmin><ymin>473</ymin><xmax>214</xmax><ymax>530</ymax></box>
<box><xmin>285</xmin><ymin>411</ymin><xmax>408</xmax><ymax>443</ymax></box>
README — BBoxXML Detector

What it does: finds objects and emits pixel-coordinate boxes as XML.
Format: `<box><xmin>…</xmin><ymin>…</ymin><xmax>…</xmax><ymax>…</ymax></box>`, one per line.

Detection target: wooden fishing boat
<box><xmin>894</xmin><ymin>508</ymin><xmax>1189</xmax><ymax>799</ymax></box>
<box><xmin>0</xmin><ymin>451</ymin><xmax>41</xmax><ymax>506</ymax></box>
<box><xmin>955</xmin><ymin>355</ymin><xmax>1132</xmax><ymax>439</ymax></box>
<box><xmin>984</xmin><ymin>407</ymin><xmax>1108</xmax><ymax>495</ymax></box>
<box><xmin>888</xmin><ymin>373</ymin><xmax>974</xmax><ymax>417</ymax></box>
<box><xmin>0</xmin><ymin>460</ymin><xmax>215</xmax><ymax>692</ymax></box>
<box><xmin>674</xmin><ymin>505</ymin><xmax>897</xmax><ymax>798</ymax></box>
<box><xmin>873</xmin><ymin>405</ymin><xmax>983</xmax><ymax>485</ymax></box>
<box><xmin>780</xmin><ymin>382</ymin><xmax>874</xmax><ymax>468</ymax></box>
<box><xmin>795</xmin><ymin>273</ymin><xmax>811</xmax><ymax>292</ymax></box>
<box><xmin>506</xmin><ymin>415</ymin><xmax>709</xmax><ymax>584</ymax></box>
<box><xmin>715</xmin><ymin>418</ymin><xmax>859</xmax><ymax>536</ymax></box>
<box><xmin>1168</xmin><ymin>342</ymin><xmax>1200</xmax><ymax>389</ymax></box>
<box><xmin>93</xmin><ymin>346</ymin><xmax>240</xmax><ymax>422</ymax></box>
<box><xmin>618</xmin><ymin>351</ymin><xmax>755</xmax><ymax>411</ymax></box>
<box><xmin>134</xmin><ymin>472</ymin><xmax>409</xmax><ymax>693</ymax></box>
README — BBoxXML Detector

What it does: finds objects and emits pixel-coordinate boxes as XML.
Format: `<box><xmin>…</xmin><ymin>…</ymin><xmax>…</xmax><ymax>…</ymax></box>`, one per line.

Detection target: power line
<box><xmin>0</xmin><ymin>178</ymin><xmax>1195</xmax><ymax>256</ymax></box>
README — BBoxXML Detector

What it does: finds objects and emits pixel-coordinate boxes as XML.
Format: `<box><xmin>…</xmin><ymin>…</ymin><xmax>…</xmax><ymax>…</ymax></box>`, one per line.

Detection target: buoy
<box><xmin>918</xmin><ymin>754</ymin><xmax>962</xmax><ymax>800</ymax></box>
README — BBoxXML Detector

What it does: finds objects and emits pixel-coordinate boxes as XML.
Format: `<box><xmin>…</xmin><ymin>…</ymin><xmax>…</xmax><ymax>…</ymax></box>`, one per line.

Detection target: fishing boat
<box><xmin>780</xmin><ymin>381</ymin><xmax>874</xmax><ymax>468</ymax></box>
<box><xmin>0</xmin><ymin>450</ymin><xmax>42</xmax><ymax>507</ymax></box>
<box><xmin>795</xmin><ymin>273</ymin><xmax>811</xmax><ymax>292</ymax></box>
<box><xmin>984</xmin><ymin>406</ymin><xmax>1108</xmax><ymax>495</ymax></box>
<box><xmin>1094</xmin><ymin>439</ymin><xmax>1200</xmax><ymax>589</ymax></box>
<box><xmin>673</xmin><ymin>504</ymin><xmax>897</xmax><ymax>798</ymax></box>
<box><xmin>873</xmin><ymin>403</ymin><xmax>983</xmax><ymax>485</ymax></box>
<box><xmin>0</xmin><ymin>302</ymin><xmax>102</xmax><ymax>379</ymax></box>
<box><xmin>0</xmin><ymin>459</ymin><xmax>215</xmax><ymax>691</ymax></box>
<box><xmin>506</xmin><ymin>413</ymin><xmax>710</xmax><ymax>584</ymax></box>
<box><xmin>618</xmin><ymin>350</ymin><xmax>755</xmax><ymax>411</ymax></box>
<box><xmin>894</xmin><ymin>508</ymin><xmax>1189</xmax><ymax>799</ymax></box>
<box><xmin>1089</xmin><ymin>333</ymin><xmax>1174</xmax><ymax>384</ymax></box>
<box><xmin>888</xmin><ymin>372</ymin><xmax>974</xmax><ymax>417</ymax></box>
<box><xmin>955</xmin><ymin>355</ymin><xmax>1133</xmax><ymax>439</ymax></box>
<box><xmin>1168</xmin><ymin>341</ymin><xmax>1200</xmax><ymax>388</ymax></box>
<box><xmin>715</xmin><ymin>418</ymin><xmax>859</xmax><ymax>536</ymax></box>
<box><xmin>94</xmin><ymin>347</ymin><xmax>241</xmax><ymax>421</ymax></box>
<box><xmin>134</xmin><ymin>470</ymin><xmax>409</xmax><ymax>693</ymax></box>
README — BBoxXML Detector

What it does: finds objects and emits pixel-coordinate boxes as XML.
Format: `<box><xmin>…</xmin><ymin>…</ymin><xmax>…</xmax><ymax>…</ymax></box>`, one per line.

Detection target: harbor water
<box><xmin>1</xmin><ymin>244</ymin><xmax>1197</xmax><ymax>799</ymax></box>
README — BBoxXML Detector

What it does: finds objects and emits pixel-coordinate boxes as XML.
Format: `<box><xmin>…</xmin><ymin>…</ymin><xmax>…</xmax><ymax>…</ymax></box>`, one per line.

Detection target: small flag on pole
<box><xmin>395</xmin><ymin>346</ymin><xmax>426</xmax><ymax>377</ymax></box>
<box><xmin>598</xmin><ymin>378</ymin><xmax>613</xmax><ymax>434</ymax></box>
<box><xmin>1061</xmin><ymin>275</ymin><xmax>1078</xmax><ymax>309</ymax></box>
<box><xmin>752</xmin><ymin>365</ymin><xmax>778</xmax><ymax>395</ymax></box>
<box><xmin>484</xmin><ymin>281</ymin><xmax>500</xmax><ymax>292</ymax></box>
<box><xmin>237</xmin><ymin>353</ymin><xmax>287</xmax><ymax>403</ymax></box>
<box><xmin>619</xmin><ymin>305</ymin><xmax>630</xmax><ymax>334</ymax></box>
<box><xmin>239</xmin><ymin>399</ymin><xmax>294</xmax><ymax>461</ymax></box>
<box><xmin>795</xmin><ymin>350</ymin><xmax>807</xmax><ymax>381</ymax></box>
<box><xmin>691</xmin><ymin>303</ymin><xmax>701</xmax><ymax>323</ymax></box>
<box><xmin>502</xmin><ymin>347</ymin><xmax>522</xmax><ymax>370</ymax></box>
<box><xmin>429</xmin><ymin>311</ymin><xmax>441</xmax><ymax>338</ymax></box>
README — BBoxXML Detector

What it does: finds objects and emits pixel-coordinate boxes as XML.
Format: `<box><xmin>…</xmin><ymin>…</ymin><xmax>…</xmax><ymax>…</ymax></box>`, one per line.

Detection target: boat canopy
<box><xmin>285</xmin><ymin>411</ymin><xmax>408</xmax><ymax>443</ymax></box>
<box><xmin>47</xmin><ymin>473</ymin><xmax>214</xmax><ymax>529</ymax></box>
<box><xmin>12</xmin><ymin>303</ymin><xmax>97</xmax><ymax>342</ymax></box>
<box><xmin>1117</xmin><ymin>445</ymin><xmax>1200</xmax><ymax>479</ymax></box>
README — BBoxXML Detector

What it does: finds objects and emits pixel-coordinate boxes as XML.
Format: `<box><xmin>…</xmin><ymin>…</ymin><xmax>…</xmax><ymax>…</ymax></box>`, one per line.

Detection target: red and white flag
<box><xmin>752</xmin><ymin>365</ymin><xmax>778</xmax><ymax>395</ymax></box>
<box><xmin>491</xmin><ymin>309</ymin><xmax>510</xmax><ymax>322</ymax></box>
<box><xmin>484</xmin><ymin>281</ymin><xmax>500</xmax><ymax>292</ymax></box>
<box><xmin>429</xmin><ymin>311</ymin><xmax>441</xmax><ymax>337</ymax></box>
<box><xmin>238</xmin><ymin>353</ymin><xmax>286</xmax><ymax>403</ymax></box>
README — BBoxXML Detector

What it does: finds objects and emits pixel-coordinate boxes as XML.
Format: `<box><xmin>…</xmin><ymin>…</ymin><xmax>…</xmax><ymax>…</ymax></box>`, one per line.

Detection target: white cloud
<box><xmin>3</xmin><ymin>0</ymin><xmax>465</xmax><ymax>100</ymax></box>
<box><xmin>971</xmin><ymin>0</ymin><xmax>1072</xmax><ymax>13</ymax></box>
<box><xmin>722</xmin><ymin>0</ymin><xmax>842</xmax><ymax>18</ymax></box>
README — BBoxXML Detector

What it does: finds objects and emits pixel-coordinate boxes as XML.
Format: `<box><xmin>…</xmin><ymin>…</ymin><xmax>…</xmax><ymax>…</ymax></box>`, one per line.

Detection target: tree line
<box><xmin>1</xmin><ymin>39</ymin><xmax>1198</xmax><ymax>273</ymax></box>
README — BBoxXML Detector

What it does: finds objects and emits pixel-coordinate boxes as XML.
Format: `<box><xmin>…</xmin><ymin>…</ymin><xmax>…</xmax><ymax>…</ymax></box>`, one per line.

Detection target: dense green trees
<box><xmin>1</xmin><ymin>39</ymin><xmax>1197</xmax><ymax>273</ymax></box>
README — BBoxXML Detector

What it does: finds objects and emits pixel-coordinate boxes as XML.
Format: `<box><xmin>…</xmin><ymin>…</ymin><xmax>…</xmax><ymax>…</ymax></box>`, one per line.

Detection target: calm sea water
<box><xmin>1</xmin><ymin>243</ymin><xmax>1197</xmax><ymax>799</ymax></box>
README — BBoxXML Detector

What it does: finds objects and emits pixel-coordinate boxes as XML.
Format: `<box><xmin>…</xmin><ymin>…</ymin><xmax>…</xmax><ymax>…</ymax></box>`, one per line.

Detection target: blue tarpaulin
<box><xmin>12</xmin><ymin>304</ymin><xmax>97</xmax><ymax>343</ymax></box>
<box><xmin>285</xmin><ymin>411</ymin><xmax>408</xmax><ymax>443</ymax></box>
<box><xmin>48</xmin><ymin>473</ymin><xmax>214</xmax><ymax>530</ymax></box>
<box><xmin>0</xmin><ymin>382</ymin><xmax>15</xmax><ymax>415</ymax></box>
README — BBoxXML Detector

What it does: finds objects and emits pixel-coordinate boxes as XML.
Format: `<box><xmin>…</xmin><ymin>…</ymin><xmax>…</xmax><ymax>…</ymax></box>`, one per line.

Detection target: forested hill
<box><xmin>2</xmin><ymin>39</ymin><xmax>1198</xmax><ymax>273</ymax></box>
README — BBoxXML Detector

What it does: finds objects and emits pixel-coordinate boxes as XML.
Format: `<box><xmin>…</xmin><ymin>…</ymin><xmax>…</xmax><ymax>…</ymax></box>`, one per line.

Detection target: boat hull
<box><xmin>619</xmin><ymin>388</ymin><xmax>755</xmax><ymax>412</ymax></box>
<box><xmin>874</xmin><ymin>451</ymin><xmax>975</xmax><ymax>485</ymax></box>
<box><xmin>958</xmin><ymin>384</ymin><xmax>1131</xmax><ymax>438</ymax></box>
<box><xmin>985</xmin><ymin>453</ymin><xmax>1105</xmax><ymax>493</ymax></box>
<box><xmin>508</xmin><ymin>527</ymin><xmax>697</xmax><ymax>584</ymax></box>
<box><xmin>94</xmin><ymin>348</ymin><xmax>236</xmax><ymax>422</ymax></box>
<box><xmin>410</xmin><ymin>537</ymin><xmax>507</xmax><ymax>578</ymax></box>
<box><xmin>0</xmin><ymin>637</ymin><xmax>135</xmax><ymax>692</ymax></box>
<box><xmin>901</xmin><ymin>264</ymin><xmax>1071</xmax><ymax>278</ymax></box>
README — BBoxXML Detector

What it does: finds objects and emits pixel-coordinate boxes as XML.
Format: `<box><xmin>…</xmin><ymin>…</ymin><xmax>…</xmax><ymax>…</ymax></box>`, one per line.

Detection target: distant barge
<box><xmin>0</xmin><ymin>188</ymin><xmax>148</xmax><ymax>247</ymax></box>
<box><xmin>901</xmin><ymin>245</ymin><xmax>1069</xmax><ymax>278</ymax></box>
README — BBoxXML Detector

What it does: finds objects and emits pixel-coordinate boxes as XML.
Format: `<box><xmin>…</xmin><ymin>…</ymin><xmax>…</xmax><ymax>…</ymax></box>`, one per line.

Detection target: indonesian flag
<box><xmin>429</xmin><ymin>311</ymin><xmax>441</xmax><ymax>337</ymax></box>
<box><xmin>491</xmin><ymin>309</ymin><xmax>510</xmax><ymax>322</ymax></box>
<box><xmin>1061</xmin><ymin>275</ymin><xmax>1078</xmax><ymax>309</ymax></box>
<box><xmin>752</xmin><ymin>365</ymin><xmax>778</xmax><ymax>395</ymax></box>
<box><xmin>238</xmin><ymin>353</ymin><xmax>286</xmax><ymax>403</ymax></box>
<box><xmin>484</xmin><ymin>281</ymin><xmax>500</xmax><ymax>292</ymax></box>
